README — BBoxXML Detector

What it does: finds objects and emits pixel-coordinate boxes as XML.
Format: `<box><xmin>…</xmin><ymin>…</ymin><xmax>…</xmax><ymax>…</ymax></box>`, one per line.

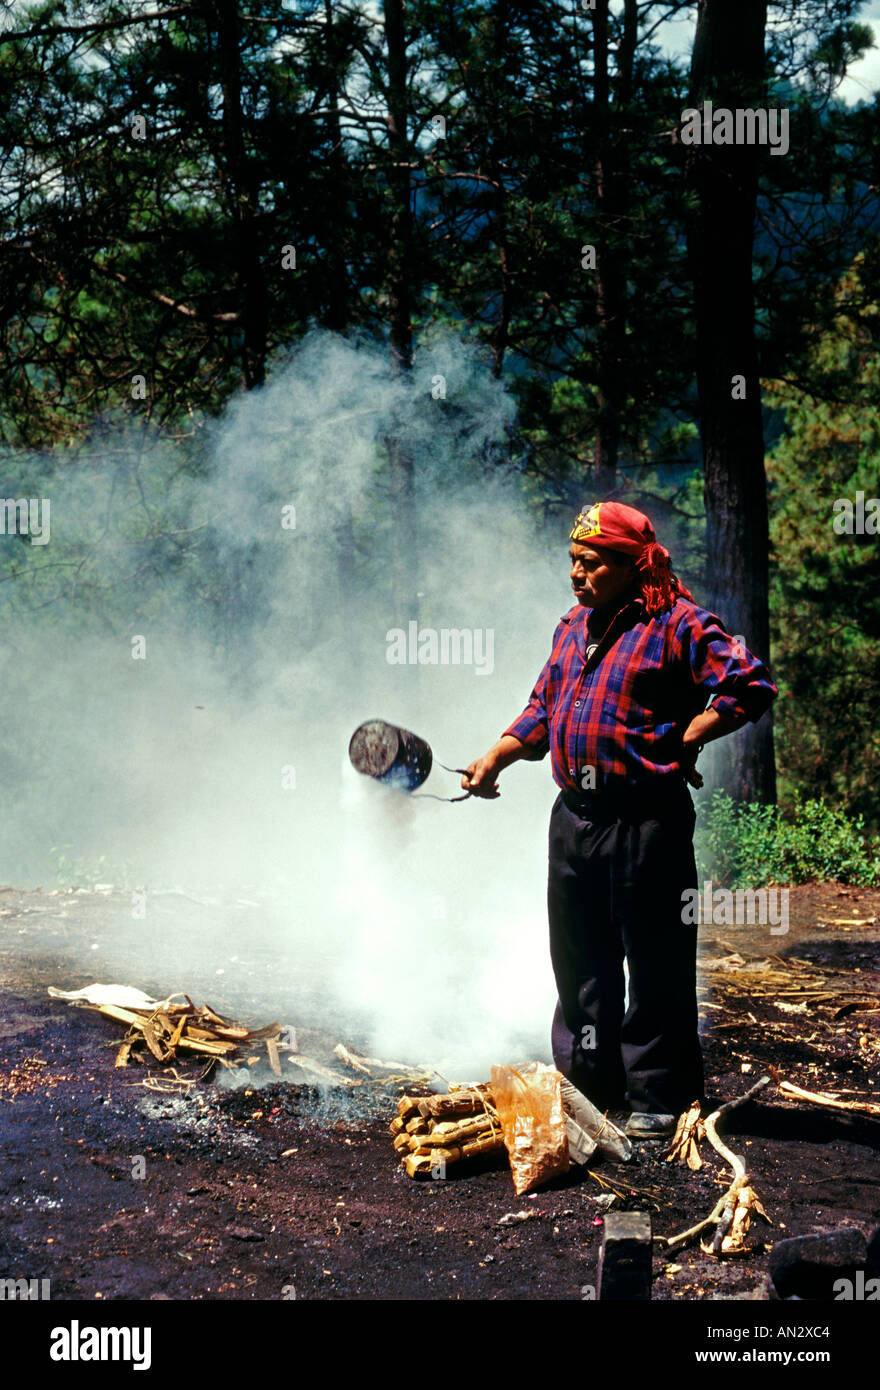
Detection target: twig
<box><xmin>704</xmin><ymin>1075</ymin><xmax>771</xmax><ymax>1171</ymax></box>
<box><xmin>769</xmin><ymin>1068</ymin><xmax>880</xmax><ymax>1116</ymax></box>
<box><xmin>664</xmin><ymin>1077</ymin><xmax>771</xmax><ymax>1252</ymax></box>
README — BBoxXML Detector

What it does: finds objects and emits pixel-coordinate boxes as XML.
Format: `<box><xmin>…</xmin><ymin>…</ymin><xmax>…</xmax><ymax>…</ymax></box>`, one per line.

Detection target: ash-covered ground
<box><xmin>0</xmin><ymin>881</ymin><xmax>878</xmax><ymax>1304</ymax></box>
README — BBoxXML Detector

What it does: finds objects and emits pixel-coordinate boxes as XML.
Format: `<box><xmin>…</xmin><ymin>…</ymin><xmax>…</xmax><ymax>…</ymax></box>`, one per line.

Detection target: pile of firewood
<box><xmin>94</xmin><ymin>996</ymin><xmax>289</xmax><ymax>1074</ymax></box>
<box><xmin>50</xmin><ymin>984</ymin><xmax>438</xmax><ymax>1092</ymax></box>
<box><xmin>391</xmin><ymin>1084</ymin><xmax>506</xmax><ymax>1178</ymax></box>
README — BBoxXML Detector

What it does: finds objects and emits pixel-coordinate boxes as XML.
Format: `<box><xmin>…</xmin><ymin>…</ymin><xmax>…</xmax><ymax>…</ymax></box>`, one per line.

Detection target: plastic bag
<box><xmin>490</xmin><ymin>1061</ymin><xmax>570</xmax><ymax>1195</ymax></box>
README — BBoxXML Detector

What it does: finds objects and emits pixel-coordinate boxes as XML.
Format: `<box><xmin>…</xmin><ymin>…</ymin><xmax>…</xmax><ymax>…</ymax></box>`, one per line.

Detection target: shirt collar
<box><xmin>561</xmin><ymin>593</ymin><xmax>646</xmax><ymax>626</ymax></box>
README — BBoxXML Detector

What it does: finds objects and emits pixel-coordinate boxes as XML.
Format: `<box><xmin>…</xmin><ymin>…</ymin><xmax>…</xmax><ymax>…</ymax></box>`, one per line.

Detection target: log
<box><xmin>417</xmin><ymin>1115</ymin><xmax>501</xmax><ymax>1146</ymax></box>
<box><xmin>417</xmin><ymin>1092</ymin><xmax>484</xmax><ymax>1120</ymax></box>
<box><xmin>460</xmin><ymin>1133</ymin><xmax>505</xmax><ymax>1158</ymax></box>
<box><xmin>404</xmin><ymin>1154</ymin><xmax>434</xmax><ymax>1177</ymax></box>
<box><xmin>404</xmin><ymin>1146</ymin><xmax>462</xmax><ymax>1178</ymax></box>
<box><xmin>397</xmin><ymin>1094</ymin><xmax>423</xmax><ymax>1122</ymax></box>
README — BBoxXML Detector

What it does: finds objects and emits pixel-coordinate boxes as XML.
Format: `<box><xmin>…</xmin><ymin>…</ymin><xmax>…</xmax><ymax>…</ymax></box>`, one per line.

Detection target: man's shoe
<box><xmin>624</xmin><ymin>1111</ymin><xmax>677</xmax><ymax>1140</ymax></box>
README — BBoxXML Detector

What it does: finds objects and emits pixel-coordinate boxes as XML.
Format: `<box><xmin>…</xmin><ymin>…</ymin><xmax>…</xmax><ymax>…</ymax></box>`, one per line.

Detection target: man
<box><xmin>463</xmin><ymin>502</ymin><xmax>777</xmax><ymax>1139</ymax></box>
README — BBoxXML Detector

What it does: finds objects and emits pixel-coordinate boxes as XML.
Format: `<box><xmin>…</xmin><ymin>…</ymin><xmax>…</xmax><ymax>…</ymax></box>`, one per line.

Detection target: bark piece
<box><xmin>663</xmin><ymin>1101</ymin><xmax>705</xmax><ymax>1170</ymax></box>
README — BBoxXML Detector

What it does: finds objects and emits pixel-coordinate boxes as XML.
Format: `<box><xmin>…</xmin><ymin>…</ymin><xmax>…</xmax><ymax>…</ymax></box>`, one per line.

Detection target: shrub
<box><xmin>694</xmin><ymin>790</ymin><xmax>880</xmax><ymax>887</ymax></box>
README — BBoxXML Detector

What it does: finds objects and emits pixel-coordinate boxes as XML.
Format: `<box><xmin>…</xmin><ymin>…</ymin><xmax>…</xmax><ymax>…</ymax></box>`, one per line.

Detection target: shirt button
<box><xmin>575</xmin><ymin>700</ymin><xmax>581</xmax><ymax>707</ymax></box>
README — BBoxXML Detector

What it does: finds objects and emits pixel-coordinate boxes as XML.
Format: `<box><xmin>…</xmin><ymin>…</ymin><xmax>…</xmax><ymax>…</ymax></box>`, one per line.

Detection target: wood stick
<box><xmin>771</xmin><ymin>1072</ymin><xmax>880</xmax><ymax>1116</ymax></box>
<box><xmin>664</xmin><ymin>1077</ymin><xmax>770</xmax><ymax>1252</ymax></box>
<box><xmin>266</xmin><ymin>1037</ymin><xmax>282</xmax><ymax>1077</ymax></box>
<box><xmin>286</xmin><ymin>1055</ymin><xmax>357</xmax><ymax>1088</ymax></box>
<box><xmin>335</xmin><ymin>1046</ymin><xmax>423</xmax><ymax>1073</ymax></box>
<box><xmin>334</xmin><ymin>1043</ymin><xmax>373</xmax><ymax>1075</ymax></box>
<box><xmin>704</xmin><ymin>1075</ymin><xmax>770</xmax><ymax>1172</ymax></box>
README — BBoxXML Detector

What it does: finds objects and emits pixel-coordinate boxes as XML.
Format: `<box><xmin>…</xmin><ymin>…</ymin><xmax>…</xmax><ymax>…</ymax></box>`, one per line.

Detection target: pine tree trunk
<box><xmin>685</xmin><ymin>0</ymin><xmax>776</xmax><ymax>803</ymax></box>
<box><xmin>590</xmin><ymin>0</ymin><xmax>636</xmax><ymax>497</ymax></box>
<box><xmin>384</xmin><ymin>0</ymin><xmax>418</xmax><ymax>626</ymax></box>
<box><xmin>216</xmin><ymin>0</ymin><xmax>268</xmax><ymax>391</ymax></box>
<box><xmin>488</xmin><ymin>0</ymin><xmax>511</xmax><ymax>379</ymax></box>
<box><xmin>323</xmin><ymin>0</ymin><xmax>351</xmax><ymax>335</ymax></box>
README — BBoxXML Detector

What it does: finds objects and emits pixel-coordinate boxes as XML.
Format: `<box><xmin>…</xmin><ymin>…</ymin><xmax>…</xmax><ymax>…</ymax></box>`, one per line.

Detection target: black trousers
<box><xmin>548</xmin><ymin>783</ymin><xmax>704</xmax><ymax>1116</ymax></box>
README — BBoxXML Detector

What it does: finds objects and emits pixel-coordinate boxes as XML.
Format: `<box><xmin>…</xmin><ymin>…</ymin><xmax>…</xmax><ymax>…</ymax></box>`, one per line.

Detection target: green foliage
<box><xmin>2</xmin><ymin>0</ymin><xmax>879</xmax><ymax>831</ymax></box>
<box><xmin>765</xmin><ymin>251</ymin><xmax>880</xmax><ymax>829</ymax></box>
<box><xmin>695</xmin><ymin>790</ymin><xmax>880</xmax><ymax>888</ymax></box>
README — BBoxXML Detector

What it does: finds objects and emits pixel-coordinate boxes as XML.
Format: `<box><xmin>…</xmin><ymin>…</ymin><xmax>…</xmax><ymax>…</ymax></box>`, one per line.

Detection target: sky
<box><xmin>653</xmin><ymin>2</ymin><xmax>880</xmax><ymax>106</ymax></box>
<box><xmin>837</xmin><ymin>5</ymin><xmax>880</xmax><ymax>102</ymax></box>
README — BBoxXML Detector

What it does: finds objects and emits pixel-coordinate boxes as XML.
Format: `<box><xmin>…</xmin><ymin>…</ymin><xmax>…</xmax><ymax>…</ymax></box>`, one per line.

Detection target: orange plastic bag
<box><xmin>490</xmin><ymin>1061</ymin><xmax>570</xmax><ymax>1195</ymax></box>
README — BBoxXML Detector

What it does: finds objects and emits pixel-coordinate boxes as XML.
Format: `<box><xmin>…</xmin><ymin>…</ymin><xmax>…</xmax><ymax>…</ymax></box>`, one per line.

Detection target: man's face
<box><xmin>569</xmin><ymin>541</ymin><xmax>639</xmax><ymax>610</ymax></box>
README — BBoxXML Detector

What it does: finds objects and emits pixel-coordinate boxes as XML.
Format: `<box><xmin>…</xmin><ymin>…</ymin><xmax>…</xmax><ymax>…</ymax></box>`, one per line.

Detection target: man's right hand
<box><xmin>461</xmin><ymin>735</ymin><xmax>527</xmax><ymax>798</ymax></box>
<box><xmin>461</xmin><ymin>755</ymin><xmax>501</xmax><ymax>798</ymax></box>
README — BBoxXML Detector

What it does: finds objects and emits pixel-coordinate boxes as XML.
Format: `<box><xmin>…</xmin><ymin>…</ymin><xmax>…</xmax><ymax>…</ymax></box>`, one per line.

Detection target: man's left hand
<box><xmin>680</xmin><ymin>734</ymin><xmax>704</xmax><ymax>789</ymax></box>
<box><xmin>680</xmin><ymin>706</ymin><xmax>742</xmax><ymax>787</ymax></box>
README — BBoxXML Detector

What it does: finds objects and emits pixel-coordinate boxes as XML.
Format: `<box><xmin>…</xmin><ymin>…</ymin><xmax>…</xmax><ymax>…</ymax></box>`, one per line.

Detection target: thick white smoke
<box><xmin>1</xmin><ymin>330</ymin><xmax>582</xmax><ymax>1076</ymax></box>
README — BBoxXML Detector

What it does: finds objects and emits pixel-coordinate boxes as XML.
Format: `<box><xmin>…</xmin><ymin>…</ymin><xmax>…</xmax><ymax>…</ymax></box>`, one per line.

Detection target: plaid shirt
<box><xmin>503</xmin><ymin>596</ymin><xmax>777</xmax><ymax>793</ymax></box>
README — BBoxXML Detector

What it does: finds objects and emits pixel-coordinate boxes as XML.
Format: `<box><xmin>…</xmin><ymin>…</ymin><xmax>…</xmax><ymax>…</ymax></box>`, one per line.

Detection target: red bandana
<box><xmin>569</xmin><ymin>502</ymin><xmax>693</xmax><ymax>617</ymax></box>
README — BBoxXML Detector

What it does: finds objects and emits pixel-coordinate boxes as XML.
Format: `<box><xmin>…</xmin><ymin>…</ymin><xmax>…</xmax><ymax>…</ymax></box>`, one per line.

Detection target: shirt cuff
<box><xmin>709</xmin><ymin>691</ymin><xmax>773</xmax><ymax>725</ymax></box>
<box><xmin>501</xmin><ymin>714</ymin><xmax>550</xmax><ymax>759</ymax></box>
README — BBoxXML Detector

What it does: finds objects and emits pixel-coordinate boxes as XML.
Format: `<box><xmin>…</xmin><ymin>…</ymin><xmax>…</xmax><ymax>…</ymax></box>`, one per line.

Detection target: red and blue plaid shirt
<box><xmin>502</xmin><ymin>596</ymin><xmax>777</xmax><ymax>793</ymax></box>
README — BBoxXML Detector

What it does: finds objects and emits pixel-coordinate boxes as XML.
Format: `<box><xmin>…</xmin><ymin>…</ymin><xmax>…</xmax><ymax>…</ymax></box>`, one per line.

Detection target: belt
<box><xmin>559</xmin><ymin>777</ymin><xmax>692</xmax><ymax>822</ymax></box>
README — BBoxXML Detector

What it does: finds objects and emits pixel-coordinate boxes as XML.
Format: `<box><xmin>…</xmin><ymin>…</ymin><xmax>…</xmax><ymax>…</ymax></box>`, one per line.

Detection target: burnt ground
<box><xmin>0</xmin><ymin>881</ymin><xmax>878</xmax><ymax>1316</ymax></box>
